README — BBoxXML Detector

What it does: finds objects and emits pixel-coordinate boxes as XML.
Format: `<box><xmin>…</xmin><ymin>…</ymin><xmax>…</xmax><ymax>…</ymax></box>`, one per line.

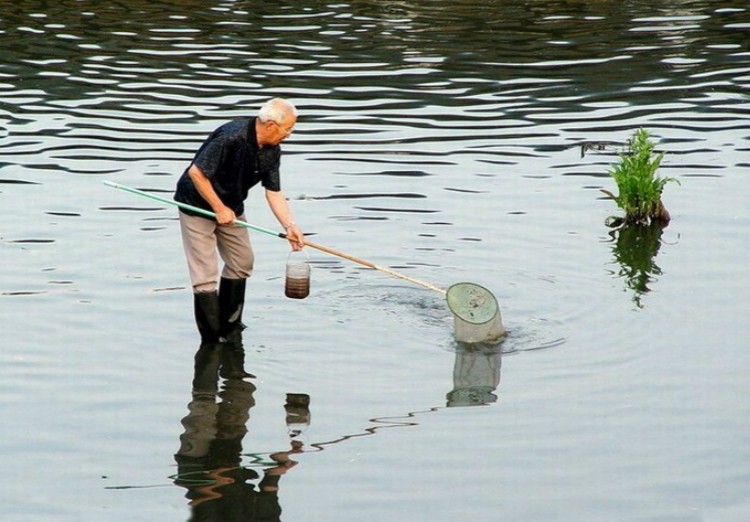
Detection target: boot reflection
<box><xmin>174</xmin><ymin>342</ymin><xmax>283</xmax><ymax>521</ymax></box>
<box><xmin>446</xmin><ymin>343</ymin><xmax>502</xmax><ymax>407</ymax></box>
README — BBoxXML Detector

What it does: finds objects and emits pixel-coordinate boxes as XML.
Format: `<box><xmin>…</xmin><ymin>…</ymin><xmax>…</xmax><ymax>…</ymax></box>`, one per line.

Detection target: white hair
<box><xmin>258</xmin><ymin>98</ymin><xmax>298</xmax><ymax>124</ymax></box>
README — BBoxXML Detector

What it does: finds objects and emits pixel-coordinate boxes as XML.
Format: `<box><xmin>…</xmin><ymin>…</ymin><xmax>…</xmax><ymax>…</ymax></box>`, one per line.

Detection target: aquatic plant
<box><xmin>601</xmin><ymin>129</ymin><xmax>679</xmax><ymax>226</ymax></box>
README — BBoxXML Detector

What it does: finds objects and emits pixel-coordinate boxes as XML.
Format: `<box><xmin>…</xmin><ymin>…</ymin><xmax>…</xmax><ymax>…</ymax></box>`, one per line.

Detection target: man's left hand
<box><xmin>285</xmin><ymin>224</ymin><xmax>304</xmax><ymax>251</ymax></box>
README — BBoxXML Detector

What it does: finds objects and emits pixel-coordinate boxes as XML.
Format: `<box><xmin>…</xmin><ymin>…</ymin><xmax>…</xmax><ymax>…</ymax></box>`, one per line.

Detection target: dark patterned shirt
<box><xmin>175</xmin><ymin>118</ymin><xmax>281</xmax><ymax>218</ymax></box>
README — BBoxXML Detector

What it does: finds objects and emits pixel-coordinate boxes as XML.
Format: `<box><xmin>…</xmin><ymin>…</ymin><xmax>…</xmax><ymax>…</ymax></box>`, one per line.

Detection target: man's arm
<box><xmin>265</xmin><ymin>189</ymin><xmax>304</xmax><ymax>250</ymax></box>
<box><xmin>187</xmin><ymin>163</ymin><xmax>235</xmax><ymax>225</ymax></box>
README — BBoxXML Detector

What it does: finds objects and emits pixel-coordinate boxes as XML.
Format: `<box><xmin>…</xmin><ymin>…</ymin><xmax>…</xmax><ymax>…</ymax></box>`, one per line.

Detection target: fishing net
<box><xmin>446</xmin><ymin>283</ymin><xmax>506</xmax><ymax>343</ymax></box>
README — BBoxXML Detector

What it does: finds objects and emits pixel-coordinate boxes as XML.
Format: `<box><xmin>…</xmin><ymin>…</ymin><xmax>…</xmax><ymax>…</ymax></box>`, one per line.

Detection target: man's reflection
<box><xmin>446</xmin><ymin>343</ymin><xmax>502</xmax><ymax>407</ymax></box>
<box><xmin>174</xmin><ymin>341</ymin><xmax>307</xmax><ymax>521</ymax></box>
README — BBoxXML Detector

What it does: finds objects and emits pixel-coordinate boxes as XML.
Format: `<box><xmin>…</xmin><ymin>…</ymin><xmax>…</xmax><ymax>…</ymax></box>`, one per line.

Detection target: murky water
<box><xmin>2</xmin><ymin>1</ymin><xmax>749</xmax><ymax>520</ymax></box>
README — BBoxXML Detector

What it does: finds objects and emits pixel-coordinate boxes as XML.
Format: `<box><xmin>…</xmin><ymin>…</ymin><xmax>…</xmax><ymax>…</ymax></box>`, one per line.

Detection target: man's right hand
<box><xmin>215</xmin><ymin>206</ymin><xmax>236</xmax><ymax>225</ymax></box>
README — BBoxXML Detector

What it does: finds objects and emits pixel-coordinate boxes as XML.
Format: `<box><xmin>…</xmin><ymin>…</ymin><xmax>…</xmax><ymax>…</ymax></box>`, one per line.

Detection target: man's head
<box><xmin>257</xmin><ymin>98</ymin><xmax>298</xmax><ymax>147</ymax></box>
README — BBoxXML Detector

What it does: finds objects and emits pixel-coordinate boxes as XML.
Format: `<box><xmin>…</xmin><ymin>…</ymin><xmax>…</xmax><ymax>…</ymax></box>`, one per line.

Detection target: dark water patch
<box><xmin>324</xmin><ymin>158</ymin><xmax>454</xmax><ymax>167</ymax></box>
<box><xmin>0</xmin><ymin>140</ymin><xmax>44</xmax><ymax>151</ymax></box>
<box><xmin>309</xmin><ymin>259</ymin><xmax>344</xmax><ymax>270</ymax></box>
<box><xmin>1</xmin><ymin>290</ymin><xmax>47</xmax><ymax>296</ymax></box>
<box><xmin>48</xmin><ymin>280</ymin><xmax>74</xmax><ymax>285</ymax></box>
<box><xmin>659</xmin><ymin>137</ymin><xmax>713</xmax><ymax>144</ymax></box>
<box><xmin>0</xmin><ymin>156</ymin><xmax>116</xmax><ymax>176</ymax></box>
<box><xmin>475</xmin><ymin>159</ymin><xmax>518</xmax><ymax>166</ymax></box>
<box><xmin>562</xmin><ymin>171</ymin><xmax>612</xmax><ymax>178</ymax></box>
<box><xmin>659</xmin><ymin>148</ymin><xmax>724</xmax><ymax>156</ymax></box>
<box><xmin>476</xmin><ymin>150</ymin><xmax>543</xmax><ymax>159</ymax></box>
<box><xmin>99</xmin><ymin>206</ymin><xmax>166</xmax><ymax>212</ymax></box>
<box><xmin>666</xmin><ymin>164</ymin><xmax>726</xmax><ymax>171</ymax></box>
<box><xmin>68</xmin><ymin>168</ymin><xmax>126</xmax><ymax>175</ymax></box>
<box><xmin>354</xmin><ymin>206</ymin><xmax>439</xmax><ymax>214</ymax></box>
<box><xmin>304</xmin><ymin>192</ymin><xmax>427</xmax><ymax>200</ymax></box>
<box><xmin>387</xmin><ymin>265</ymin><xmax>419</xmax><ymax>271</ymax></box>
<box><xmin>7</xmin><ymin>239</ymin><xmax>55</xmax><ymax>244</ymax></box>
<box><xmin>556</xmin><ymin>160</ymin><xmax>612</xmax><ymax>169</ymax></box>
<box><xmin>0</xmin><ymin>178</ymin><xmax>40</xmax><ymax>185</ymax></box>
<box><xmin>45</xmin><ymin>212</ymin><xmax>81</xmax><ymax>217</ymax></box>
<box><xmin>343</xmin><ymin>170</ymin><xmax>434</xmax><ymax>177</ymax></box>
<box><xmin>458</xmin><ymin>237</ymin><xmax>483</xmax><ymax>242</ymax></box>
<box><xmin>53</xmin><ymin>152</ymin><xmax>173</xmax><ymax>162</ymax></box>
<box><xmin>679</xmin><ymin>173</ymin><xmax>724</xmax><ymax>178</ymax></box>
<box><xmin>405</xmin><ymin>262</ymin><xmax>441</xmax><ymax>268</ymax></box>
<box><xmin>329</xmin><ymin>215</ymin><xmax>389</xmax><ymax>221</ymax></box>
<box><xmin>443</xmin><ymin>187</ymin><xmax>486</xmax><ymax>194</ymax></box>
<box><xmin>533</xmin><ymin>143</ymin><xmax>576</xmax><ymax>153</ymax></box>
<box><xmin>647</xmin><ymin>122</ymin><xmax>750</xmax><ymax>133</ymax></box>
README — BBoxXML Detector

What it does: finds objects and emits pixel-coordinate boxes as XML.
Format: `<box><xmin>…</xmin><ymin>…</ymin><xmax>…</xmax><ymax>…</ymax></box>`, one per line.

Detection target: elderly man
<box><xmin>174</xmin><ymin>98</ymin><xmax>304</xmax><ymax>343</ymax></box>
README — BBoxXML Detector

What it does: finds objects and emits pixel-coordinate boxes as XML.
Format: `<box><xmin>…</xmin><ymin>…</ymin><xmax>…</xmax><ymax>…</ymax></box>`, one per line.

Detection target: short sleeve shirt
<box><xmin>174</xmin><ymin>118</ymin><xmax>281</xmax><ymax>217</ymax></box>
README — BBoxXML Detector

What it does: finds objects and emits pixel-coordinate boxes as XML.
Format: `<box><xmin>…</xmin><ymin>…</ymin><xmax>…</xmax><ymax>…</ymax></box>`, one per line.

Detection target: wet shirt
<box><xmin>174</xmin><ymin>118</ymin><xmax>281</xmax><ymax>218</ymax></box>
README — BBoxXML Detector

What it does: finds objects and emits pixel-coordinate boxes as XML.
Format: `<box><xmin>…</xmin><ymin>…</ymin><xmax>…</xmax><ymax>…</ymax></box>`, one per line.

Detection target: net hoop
<box><xmin>446</xmin><ymin>282</ymin><xmax>499</xmax><ymax>325</ymax></box>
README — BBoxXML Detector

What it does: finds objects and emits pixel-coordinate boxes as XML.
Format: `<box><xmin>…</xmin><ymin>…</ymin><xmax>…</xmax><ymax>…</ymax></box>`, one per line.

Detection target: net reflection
<box><xmin>174</xmin><ymin>342</ymin><xmax>308</xmax><ymax>522</ymax></box>
<box><xmin>305</xmin><ymin>342</ymin><xmax>504</xmax><ymax>458</ymax></box>
<box><xmin>446</xmin><ymin>343</ymin><xmax>502</xmax><ymax>407</ymax></box>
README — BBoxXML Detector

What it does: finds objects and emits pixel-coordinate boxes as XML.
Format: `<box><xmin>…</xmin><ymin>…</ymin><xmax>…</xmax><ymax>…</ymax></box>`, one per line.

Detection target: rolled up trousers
<box><xmin>179</xmin><ymin>211</ymin><xmax>254</xmax><ymax>293</ymax></box>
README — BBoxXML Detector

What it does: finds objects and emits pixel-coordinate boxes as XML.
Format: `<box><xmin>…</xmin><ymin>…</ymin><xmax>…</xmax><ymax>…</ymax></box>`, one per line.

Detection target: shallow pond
<box><xmin>2</xmin><ymin>1</ymin><xmax>749</xmax><ymax>520</ymax></box>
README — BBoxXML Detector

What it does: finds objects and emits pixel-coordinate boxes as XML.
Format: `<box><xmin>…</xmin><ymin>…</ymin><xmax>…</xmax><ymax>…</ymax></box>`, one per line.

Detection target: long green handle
<box><xmin>103</xmin><ymin>180</ymin><xmax>447</xmax><ymax>295</ymax></box>
<box><xmin>103</xmin><ymin>180</ymin><xmax>284</xmax><ymax>238</ymax></box>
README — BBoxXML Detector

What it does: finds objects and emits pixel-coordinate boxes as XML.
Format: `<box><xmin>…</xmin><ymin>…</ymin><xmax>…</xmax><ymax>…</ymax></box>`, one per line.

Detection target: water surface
<box><xmin>2</xmin><ymin>1</ymin><xmax>749</xmax><ymax>520</ymax></box>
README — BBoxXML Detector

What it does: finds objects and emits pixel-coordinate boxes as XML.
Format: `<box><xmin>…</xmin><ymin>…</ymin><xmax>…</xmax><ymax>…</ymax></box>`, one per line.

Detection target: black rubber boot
<box><xmin>219</xmin><ymin>277</ymin><xmax>247</xmax><ymax>342</ymax></box>
<box><xmin>194</xmin><ymin>291</ymin><xmax>221</xmax><ymax>343</ymax></box>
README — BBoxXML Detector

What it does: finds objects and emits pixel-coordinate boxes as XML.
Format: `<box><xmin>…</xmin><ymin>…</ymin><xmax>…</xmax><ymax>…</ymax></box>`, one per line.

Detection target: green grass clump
<box><xmin>602</xmin><ymin>129</ymin><xmax>679</xmax><ymax>226</ymax></box>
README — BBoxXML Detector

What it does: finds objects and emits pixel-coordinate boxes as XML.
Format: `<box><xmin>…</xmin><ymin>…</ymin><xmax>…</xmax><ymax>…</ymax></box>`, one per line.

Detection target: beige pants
<box><xmin>179</xmin><ymin>211</ymin><xmax>254</xmax><ymax>293</ymax></box>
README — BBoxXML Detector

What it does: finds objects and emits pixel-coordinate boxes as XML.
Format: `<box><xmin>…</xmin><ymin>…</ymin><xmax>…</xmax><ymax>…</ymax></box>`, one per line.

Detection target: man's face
<box><xmin>269</xmin><ymin>115</ymin><xmax>296</xmax><ymax>145</ymax></box>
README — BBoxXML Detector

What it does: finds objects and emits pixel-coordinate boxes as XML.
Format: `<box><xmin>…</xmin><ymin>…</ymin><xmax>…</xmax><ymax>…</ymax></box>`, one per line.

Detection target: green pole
<box><xmin>103</xmin><ymin>180</ymin><xmax>285</xmax><ymax>239</ymax></box>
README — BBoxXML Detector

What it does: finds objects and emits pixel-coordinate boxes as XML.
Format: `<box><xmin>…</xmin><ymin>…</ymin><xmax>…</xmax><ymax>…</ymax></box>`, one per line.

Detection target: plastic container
<box><xmin>285</xmin><ymin>251</ymin><xmax>310</xmax><ymax>299</ymax></box>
